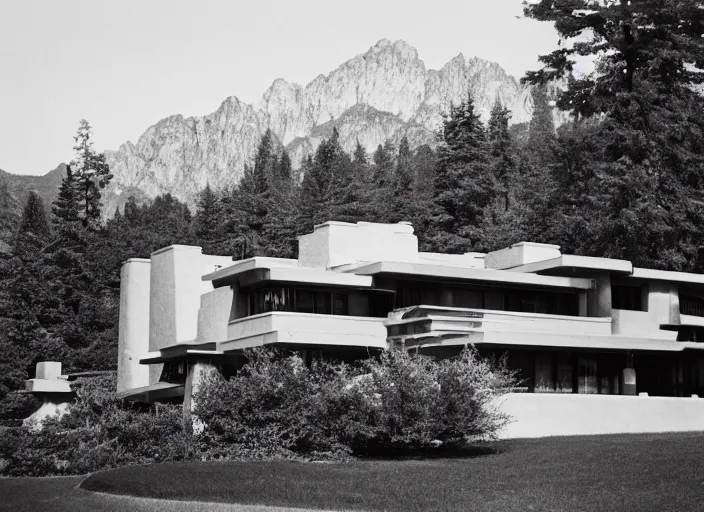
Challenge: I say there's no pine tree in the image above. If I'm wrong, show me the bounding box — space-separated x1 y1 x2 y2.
526 85 556 166
429 93 495 253
0 179 19 248
389 136 414 223
193 184 223 252
487 99 516 210
70 120 114 229
299 128 352 230
52 164 81 230
523 0 704 270
15 191 50 257
276 150 292 182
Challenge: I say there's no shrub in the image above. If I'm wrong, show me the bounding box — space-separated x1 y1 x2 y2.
195 347 516 459
0 373 195 476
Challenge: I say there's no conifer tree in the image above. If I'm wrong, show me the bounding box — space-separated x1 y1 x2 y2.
52 165 81 230
299 128 352 230
523 0 704 270
0 179 19 247
429 93 495 253
69 120 113 229
194 183 222 252
389 136 414 223
15 192 50 257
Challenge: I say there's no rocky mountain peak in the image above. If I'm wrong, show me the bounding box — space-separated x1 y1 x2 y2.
101 39 540 215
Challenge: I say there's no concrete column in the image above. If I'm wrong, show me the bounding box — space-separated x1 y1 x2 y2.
183 361 222 432
587 273 612 318
621 368 637 395
648 282 680 326
148 245 221 384
117 259 151 393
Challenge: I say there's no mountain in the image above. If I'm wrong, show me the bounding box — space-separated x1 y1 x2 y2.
102 39 539 214
0 164 66 215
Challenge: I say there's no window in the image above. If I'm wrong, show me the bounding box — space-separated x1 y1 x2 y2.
680 295 704 317
295 290 315 313
332 293 348 315
612 285 644 311
249 287 350 316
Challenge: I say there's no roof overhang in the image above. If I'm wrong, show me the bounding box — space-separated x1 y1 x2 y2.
140 342 224 364
116 382 184 402
507 255 633 276
346 261 594 290
203 257 373 289
631 267 704 286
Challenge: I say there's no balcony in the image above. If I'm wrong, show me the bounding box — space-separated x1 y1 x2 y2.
385 305 614 350
220 312 388 352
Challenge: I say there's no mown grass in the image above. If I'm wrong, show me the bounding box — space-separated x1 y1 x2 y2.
3 433 704 512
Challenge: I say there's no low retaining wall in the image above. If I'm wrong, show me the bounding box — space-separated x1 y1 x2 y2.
496 393 704 438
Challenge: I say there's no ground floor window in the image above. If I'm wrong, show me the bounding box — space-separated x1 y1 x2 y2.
480 348 704 397
480 349 625 394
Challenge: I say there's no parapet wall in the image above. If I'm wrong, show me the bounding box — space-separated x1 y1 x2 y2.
497 393 704 438
298 221 419 268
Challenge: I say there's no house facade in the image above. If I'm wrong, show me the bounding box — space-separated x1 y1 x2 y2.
117 221 704 437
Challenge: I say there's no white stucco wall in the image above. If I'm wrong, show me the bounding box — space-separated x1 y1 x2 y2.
117 259 151 393
148 246 232 384
496 393 704 438
485 242 561 270
223 312 388 350
611 309 678 340
197 286 234 343
298 221 418 269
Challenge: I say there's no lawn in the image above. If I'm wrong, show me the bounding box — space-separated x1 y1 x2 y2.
3 433 704 512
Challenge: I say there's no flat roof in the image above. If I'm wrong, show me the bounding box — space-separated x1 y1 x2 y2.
203 257 373 288
345 261 594 290
631 267 704 286
508 255 633 276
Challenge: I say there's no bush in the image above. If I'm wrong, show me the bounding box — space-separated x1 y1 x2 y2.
0 348 516 475
195 347 516 459
0 373 195 476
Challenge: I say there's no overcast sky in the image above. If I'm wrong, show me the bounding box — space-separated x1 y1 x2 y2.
0 0 558 176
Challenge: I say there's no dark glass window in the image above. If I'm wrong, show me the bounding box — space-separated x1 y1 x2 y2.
249 287 350 316
680 295 704 317
314 291 331 315
295 290 315 313
332 293 348 315
612 285 644 311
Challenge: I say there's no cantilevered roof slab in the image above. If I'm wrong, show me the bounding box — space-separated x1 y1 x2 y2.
116 382 184 402
631 267 704 286
507 255 633 276
139 342 223 364
202 257 373 289
345 261 594 290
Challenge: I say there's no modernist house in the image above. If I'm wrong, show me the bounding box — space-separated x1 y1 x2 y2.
117 221 704 437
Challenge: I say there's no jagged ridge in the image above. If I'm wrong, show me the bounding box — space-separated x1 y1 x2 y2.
103 39 537 214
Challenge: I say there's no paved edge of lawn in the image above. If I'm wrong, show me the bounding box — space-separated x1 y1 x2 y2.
79 489 354 512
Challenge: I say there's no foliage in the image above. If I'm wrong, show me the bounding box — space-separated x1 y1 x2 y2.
68 120 114 229
194 347 515 460
429 93 497 253
0 374 195 476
